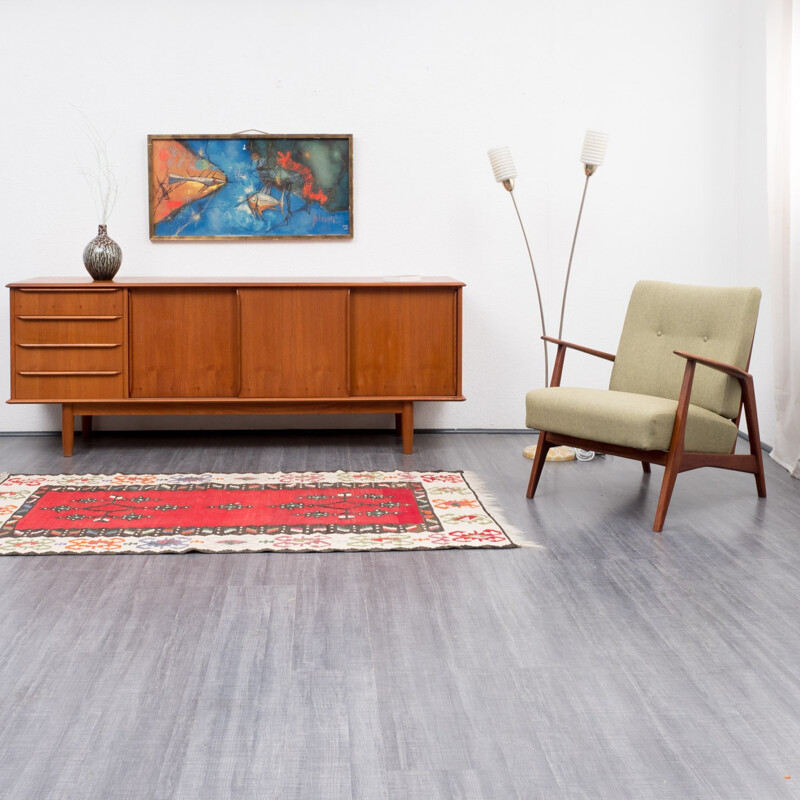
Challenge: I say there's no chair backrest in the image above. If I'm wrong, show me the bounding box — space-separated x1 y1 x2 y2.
609 280 761 419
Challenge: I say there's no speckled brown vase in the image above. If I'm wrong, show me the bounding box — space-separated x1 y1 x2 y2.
82 224 122 281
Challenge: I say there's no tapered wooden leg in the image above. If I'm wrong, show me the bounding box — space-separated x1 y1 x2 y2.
754 456 767 498
750 435 768 499
81 415 93 439
741 378 767 498
653 360 694 531
642 462 651 474
653 474 677 532
400 401 414 454
654 453 681 532
61 404 75 457
526 433 552 498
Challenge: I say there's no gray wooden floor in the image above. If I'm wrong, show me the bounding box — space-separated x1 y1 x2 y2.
1 429 799 799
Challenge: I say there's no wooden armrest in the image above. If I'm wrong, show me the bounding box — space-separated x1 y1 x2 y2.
542 336 616 363
669 348 763 478
673 350 750 381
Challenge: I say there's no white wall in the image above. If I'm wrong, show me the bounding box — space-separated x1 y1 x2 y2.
0 0 776 444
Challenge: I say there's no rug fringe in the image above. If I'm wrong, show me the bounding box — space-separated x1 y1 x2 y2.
462 471 542 549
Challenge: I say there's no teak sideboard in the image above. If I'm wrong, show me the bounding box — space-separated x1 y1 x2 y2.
7 277 464 456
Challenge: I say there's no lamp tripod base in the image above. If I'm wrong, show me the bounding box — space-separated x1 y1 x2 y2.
523 444 577 462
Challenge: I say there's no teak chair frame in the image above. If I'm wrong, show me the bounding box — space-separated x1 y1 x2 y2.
526 336 767 532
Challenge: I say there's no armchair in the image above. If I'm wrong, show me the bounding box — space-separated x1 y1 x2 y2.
525 280 766 532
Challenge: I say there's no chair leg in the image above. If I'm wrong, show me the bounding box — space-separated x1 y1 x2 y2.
653 359 695 532
526 433 552 498
743 400 767 498
653 454 681 532
748 423 767 498
735 375 767 498
754 462 767 498
642 462 651 474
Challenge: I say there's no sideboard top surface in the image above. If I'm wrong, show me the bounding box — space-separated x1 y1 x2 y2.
8 276 465 289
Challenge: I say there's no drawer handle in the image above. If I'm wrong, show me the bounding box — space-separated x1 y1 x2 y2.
17 315 122 321
16 288 120 293
17 343 122 349
18 370 122 377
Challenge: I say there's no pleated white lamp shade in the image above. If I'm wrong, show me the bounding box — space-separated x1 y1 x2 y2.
488 146 517 183
580 130 609 166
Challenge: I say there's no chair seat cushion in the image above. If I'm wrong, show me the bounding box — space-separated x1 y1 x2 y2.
525 387 739 453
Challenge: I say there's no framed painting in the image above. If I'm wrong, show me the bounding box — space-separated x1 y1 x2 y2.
148 134 353 240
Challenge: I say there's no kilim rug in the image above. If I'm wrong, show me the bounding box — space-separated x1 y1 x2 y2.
0 470 526 555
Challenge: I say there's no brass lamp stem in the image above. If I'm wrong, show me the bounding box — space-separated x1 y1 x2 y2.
509 189 549 387
558 171 592 339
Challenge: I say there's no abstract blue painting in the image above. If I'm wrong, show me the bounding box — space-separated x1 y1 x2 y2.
148 134 352 240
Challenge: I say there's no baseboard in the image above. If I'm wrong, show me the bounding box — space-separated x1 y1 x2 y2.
0 428 773 451
737 430 773 453
0 428 533 438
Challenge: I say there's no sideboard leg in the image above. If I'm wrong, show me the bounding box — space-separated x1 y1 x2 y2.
394 412 403 436
61 404 75 457
81 415 93 439
401 401 414 454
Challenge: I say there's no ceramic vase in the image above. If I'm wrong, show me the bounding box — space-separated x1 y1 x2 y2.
82 224 122 281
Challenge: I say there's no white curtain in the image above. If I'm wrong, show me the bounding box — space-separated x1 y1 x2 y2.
767 0 800 477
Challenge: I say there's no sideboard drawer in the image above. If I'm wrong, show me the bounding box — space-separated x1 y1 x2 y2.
14 317 123 346
15 344 123 373
14 372 124 401
14 289 123 316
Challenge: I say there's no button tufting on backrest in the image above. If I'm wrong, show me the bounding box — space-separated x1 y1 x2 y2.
609 280 762 419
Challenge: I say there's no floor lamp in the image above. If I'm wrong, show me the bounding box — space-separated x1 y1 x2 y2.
488 130 608 462
486 146 550 388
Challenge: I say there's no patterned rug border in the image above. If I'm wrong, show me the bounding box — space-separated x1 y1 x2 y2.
0 470 536 555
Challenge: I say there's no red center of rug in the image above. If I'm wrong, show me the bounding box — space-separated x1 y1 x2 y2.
15 486 425 532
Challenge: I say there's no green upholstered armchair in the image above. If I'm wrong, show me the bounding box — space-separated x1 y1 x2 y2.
525 280 766 532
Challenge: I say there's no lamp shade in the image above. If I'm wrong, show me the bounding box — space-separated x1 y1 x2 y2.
580 130 608 166
488 146 517 183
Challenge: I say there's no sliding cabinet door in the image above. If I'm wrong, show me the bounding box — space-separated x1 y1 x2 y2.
239 288 349 398
129 288 239 397
350 287 460 397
